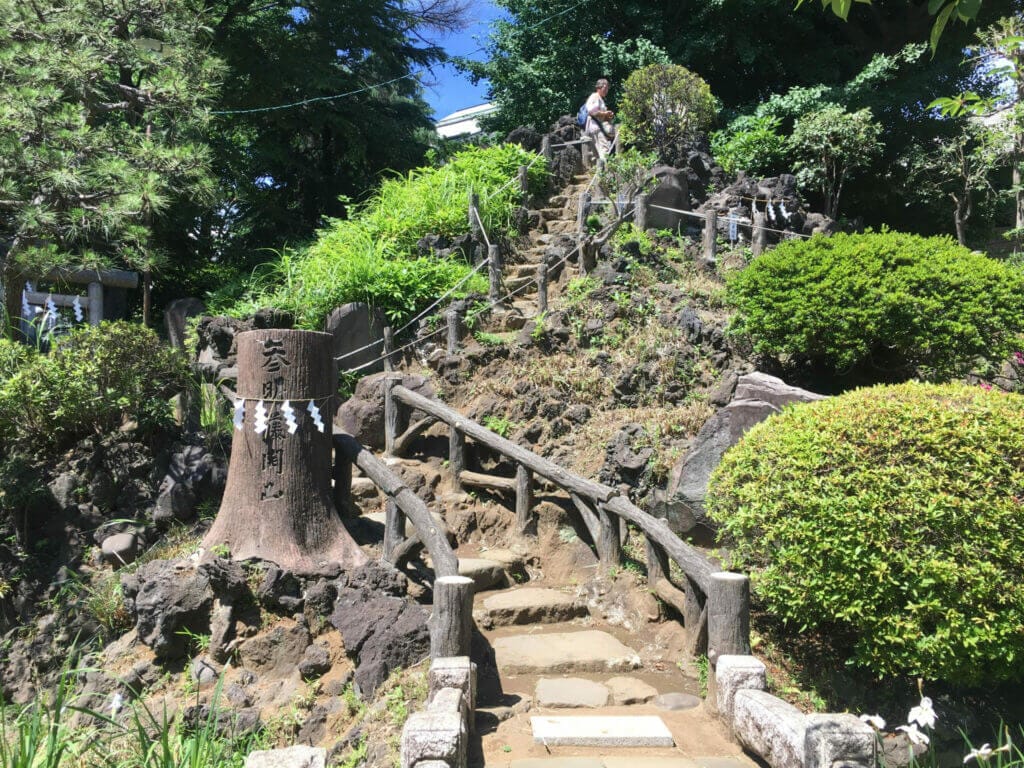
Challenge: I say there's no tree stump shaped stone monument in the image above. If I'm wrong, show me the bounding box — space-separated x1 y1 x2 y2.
204 329 366 571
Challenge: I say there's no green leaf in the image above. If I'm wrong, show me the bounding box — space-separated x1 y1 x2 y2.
930 3 955 55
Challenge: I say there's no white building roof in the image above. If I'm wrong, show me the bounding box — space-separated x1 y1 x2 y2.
435 103 496 138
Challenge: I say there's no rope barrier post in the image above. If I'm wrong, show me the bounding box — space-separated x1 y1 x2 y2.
518 164 529 197
383 325 395 372
536 263 548 314
703 209 718 268
384 372 403 457
577 191 591 237
429 575 475 658
634 193 649 233
515 464 533 535
752 210 767 257
446 309 461 355
541 136 552 165
488 244 502 303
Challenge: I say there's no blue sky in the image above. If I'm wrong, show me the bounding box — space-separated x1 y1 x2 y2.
421 0 503 120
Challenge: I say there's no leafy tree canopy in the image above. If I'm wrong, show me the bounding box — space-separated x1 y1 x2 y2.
0 0 222 331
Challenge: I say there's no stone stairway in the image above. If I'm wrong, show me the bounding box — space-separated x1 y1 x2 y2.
504 174 596 318
457 557 758 768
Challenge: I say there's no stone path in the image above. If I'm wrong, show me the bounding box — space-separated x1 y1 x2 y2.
460 553 758 768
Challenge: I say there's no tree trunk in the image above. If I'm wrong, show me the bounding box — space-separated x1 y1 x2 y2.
203 329 366 572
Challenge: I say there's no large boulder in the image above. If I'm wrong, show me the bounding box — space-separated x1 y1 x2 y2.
325 303 386 376
328 563 430 696
334 372 435 450
661 372 824 535
121 558 248 659
645 166 690 232
153 444 226 525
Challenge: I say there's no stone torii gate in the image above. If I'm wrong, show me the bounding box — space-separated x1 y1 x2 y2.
203 329 366 571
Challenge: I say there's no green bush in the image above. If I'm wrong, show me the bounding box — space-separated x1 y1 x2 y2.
726 231 1024 382
707 382 1024 686
710 115 790 177
618 63 716 164
220 144 546 329
0 338 36 382
0 322 190 452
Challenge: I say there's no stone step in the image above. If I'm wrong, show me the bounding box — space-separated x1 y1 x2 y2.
534 676 659 709
506 759 752 768
477 587 587 627
531 715 674 748
493 630 640 675
510 263 542 278
545 220 578 235
537 207 565 221
506 276 537 295
548 195 569 207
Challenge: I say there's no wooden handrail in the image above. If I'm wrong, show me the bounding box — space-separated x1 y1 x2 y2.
391 384 716 594
333 433 458 578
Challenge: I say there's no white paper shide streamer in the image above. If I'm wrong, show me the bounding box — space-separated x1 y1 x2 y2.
307 400 325 433
282 400 298 434
233 399 245 431
254 400 269 434
45 295 58 322
72 296 84 322
21 289 30 318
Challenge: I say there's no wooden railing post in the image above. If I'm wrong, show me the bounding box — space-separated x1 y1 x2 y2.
333 445 354 518
383 325 395 372
706 571 750 713
384 498 406 561
384 372 403 457
449 427 466 492
87 281 103 325
752 209 767 257
685 576 708 658
515 465 533 534
430 575 474 658
596 504 622 569
518 164 529 196
488 244 502 303
703 209 718 267
707 571 751 660
536 263 548 314
446 309 460 355
541 136 552 164
634 193 648 232
645 535 670 583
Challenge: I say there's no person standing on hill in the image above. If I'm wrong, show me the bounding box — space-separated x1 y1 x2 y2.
586 78 615 160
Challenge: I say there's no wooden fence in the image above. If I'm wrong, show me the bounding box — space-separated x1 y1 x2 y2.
364 376 751 664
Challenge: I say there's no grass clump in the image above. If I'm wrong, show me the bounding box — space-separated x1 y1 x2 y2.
707 382 1024 687
219 144 547 329
725 231 1024 384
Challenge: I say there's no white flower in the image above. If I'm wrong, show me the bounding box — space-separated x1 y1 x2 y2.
908 696 937 729
964 741 1013 763
860 714 886 730
963 744 993 763
897 724 931 747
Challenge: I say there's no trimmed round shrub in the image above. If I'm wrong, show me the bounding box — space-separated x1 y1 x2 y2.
618 63 716 164
726 231 1024 383
0 322 190 452
706 382 1024 686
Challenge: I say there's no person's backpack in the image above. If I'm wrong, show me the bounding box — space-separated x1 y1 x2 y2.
577 103 589 127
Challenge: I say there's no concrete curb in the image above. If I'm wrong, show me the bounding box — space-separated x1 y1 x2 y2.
714 655 876 768
401 656 477 768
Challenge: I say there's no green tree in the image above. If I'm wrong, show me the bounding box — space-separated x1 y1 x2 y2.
617 64 716 165
0 0 222 334
195 0 462 259
905 120 1004 244
790 106 883 218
